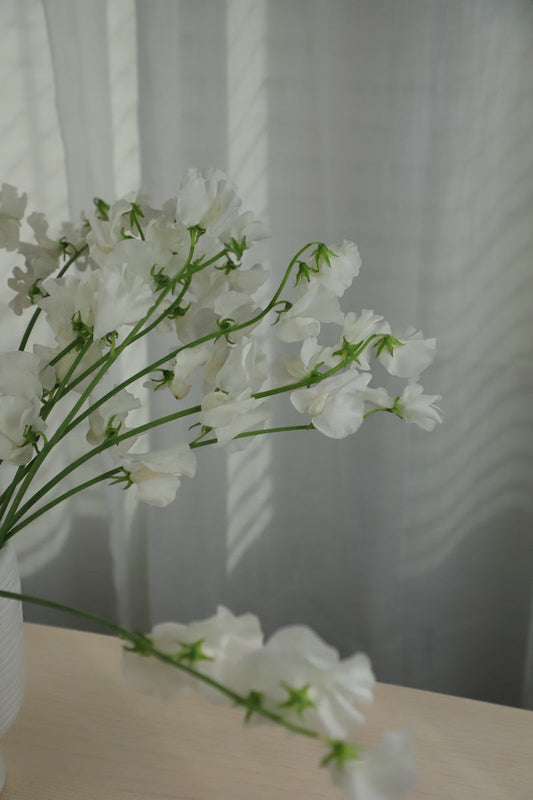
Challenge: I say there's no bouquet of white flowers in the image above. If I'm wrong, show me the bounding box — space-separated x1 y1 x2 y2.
0 169 441 799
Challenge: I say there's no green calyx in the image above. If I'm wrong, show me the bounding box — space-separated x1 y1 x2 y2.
71 311 94 347
110 469 133 491
312 242 336 270
321 740 361 770
93 197 110 221
150 369 174 391
295 260 319 286
240 690 264 721
121 633 154 657
28 280 47 304
188 224 206 245
165 300 190 320
23 425 47 453
226 235 247 260
278 682 316 717
374 334 403 358
103 414 122 443
333 338 361 364
173 638 213 666
151 264 172 291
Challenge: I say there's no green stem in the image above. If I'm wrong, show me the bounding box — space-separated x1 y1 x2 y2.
48 336 83 367
3 468 122 541
41 339 95 420
190 424 314 449
18 244 89 352
0 589 329 744
130 277 191 342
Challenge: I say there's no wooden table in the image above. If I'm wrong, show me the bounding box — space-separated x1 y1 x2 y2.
2 623 532 799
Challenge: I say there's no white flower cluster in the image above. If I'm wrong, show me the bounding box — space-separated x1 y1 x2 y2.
1 168 440 507
123 606 415 800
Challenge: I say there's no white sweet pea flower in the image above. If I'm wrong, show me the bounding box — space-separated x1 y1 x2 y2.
215 337 267 396
328 730 416 800
86 190 154 257
0 184 27 251
236 626 375 738
291 370 372 439
86 389 141 446
93 263 154 340
8 215 63 314
0 351 54 400
377 328 436 379
200 391 270 448
143 216 194 279
38 273 98 346
90 236 156 284
225 210 269 249
395 383 442 431
360 386 393 415
168 343 213 399
307 240 362 297
60 216 90 255
176 168 241 239
282 337 341 382
34 341 104 394
122 606 263 703
0 395 42 465
277 283 343 343
203 338 231 387
120 443 197 507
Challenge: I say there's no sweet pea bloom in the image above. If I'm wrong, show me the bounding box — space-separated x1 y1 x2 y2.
395 383 442 431
200 392 270 448
235 625 375 738
328 731 416 800
291 370 372 438
310 240 362 298
86 389 141 446
277 283 343 343
377 328 436 379
122 606 263 702
120 443 197 506
0 394 42 465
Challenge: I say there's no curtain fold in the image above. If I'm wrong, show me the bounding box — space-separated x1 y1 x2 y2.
2 0 531 706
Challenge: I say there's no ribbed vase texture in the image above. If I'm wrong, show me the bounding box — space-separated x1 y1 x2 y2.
0 542 25 793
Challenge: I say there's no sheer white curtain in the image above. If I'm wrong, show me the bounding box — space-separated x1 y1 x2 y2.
2 0 532 708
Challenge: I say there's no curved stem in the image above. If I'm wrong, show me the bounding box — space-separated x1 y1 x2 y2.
0 589 330 744
190 424 314 449
3 468 121 541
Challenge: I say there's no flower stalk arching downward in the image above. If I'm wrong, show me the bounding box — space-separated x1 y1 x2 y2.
0 587 415 797
0 171 439 799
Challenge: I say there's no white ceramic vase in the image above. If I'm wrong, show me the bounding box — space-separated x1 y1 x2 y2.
0 541 25 794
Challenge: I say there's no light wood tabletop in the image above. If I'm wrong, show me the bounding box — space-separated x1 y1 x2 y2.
2 623 532 799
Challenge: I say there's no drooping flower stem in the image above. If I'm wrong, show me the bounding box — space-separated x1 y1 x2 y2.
0 588 334 746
